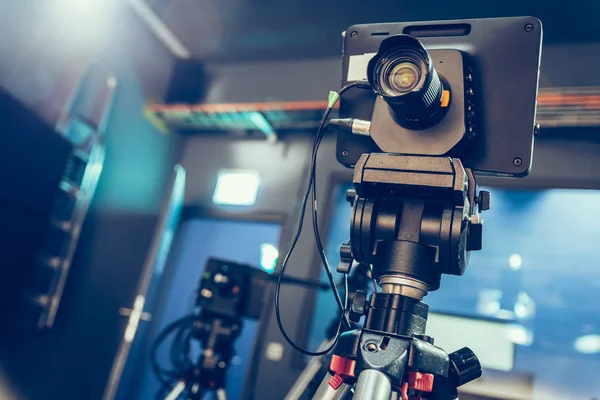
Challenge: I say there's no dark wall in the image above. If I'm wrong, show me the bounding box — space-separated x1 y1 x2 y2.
0 3 183 400
203 58 342 103
178 44 600 400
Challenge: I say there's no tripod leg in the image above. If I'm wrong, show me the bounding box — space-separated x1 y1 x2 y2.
353 370 392 400
285 339 333 400
164 380 186 400
312 372 353 400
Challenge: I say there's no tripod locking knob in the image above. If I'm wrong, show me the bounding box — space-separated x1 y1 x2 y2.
477 190 491 211
449 347 482 387
349 290 368 323
346 189 357 204
337 243 353 274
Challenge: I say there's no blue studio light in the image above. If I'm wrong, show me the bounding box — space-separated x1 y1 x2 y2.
212 169 260 206
260 244 278 274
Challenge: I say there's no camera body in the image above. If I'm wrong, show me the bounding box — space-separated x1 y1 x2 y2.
196 258 269 320
337 17 543 177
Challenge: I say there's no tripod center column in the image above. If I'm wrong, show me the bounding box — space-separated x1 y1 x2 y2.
364 292 429 336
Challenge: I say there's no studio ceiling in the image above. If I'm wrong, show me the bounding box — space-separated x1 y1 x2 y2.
149 0 600 61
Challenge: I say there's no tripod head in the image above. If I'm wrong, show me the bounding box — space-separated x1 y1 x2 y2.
338 153 489 300
312 152 490 400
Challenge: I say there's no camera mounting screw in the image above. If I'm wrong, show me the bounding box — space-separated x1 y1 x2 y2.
350 31 358 38
513 157 523 166
365 342 378 352
341 149 349 157
524 23 534 32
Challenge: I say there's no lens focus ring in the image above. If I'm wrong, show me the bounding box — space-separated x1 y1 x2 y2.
421 67 443 110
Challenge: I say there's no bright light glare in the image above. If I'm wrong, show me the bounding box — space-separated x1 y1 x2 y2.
477 289 502 316
0 367 21 400
509 254 522 270
506 324 533 346
574 334 600 354
260 244 279 273
55 0 111 15
213 170 260 206
51 0 113 46
514 291 536 320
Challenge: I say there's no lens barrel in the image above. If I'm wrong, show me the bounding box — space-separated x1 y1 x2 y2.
367 35 446 127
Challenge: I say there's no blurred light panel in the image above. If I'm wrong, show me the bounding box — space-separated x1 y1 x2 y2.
427 312 515 371
574 334 600 354
260 243 279 273
213 170 260 206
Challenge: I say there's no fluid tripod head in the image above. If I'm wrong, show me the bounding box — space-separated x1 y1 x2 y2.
338 154 489 300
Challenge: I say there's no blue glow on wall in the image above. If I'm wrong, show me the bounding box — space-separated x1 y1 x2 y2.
135 219 281 400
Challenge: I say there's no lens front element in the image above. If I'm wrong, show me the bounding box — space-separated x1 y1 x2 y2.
367 34 447 128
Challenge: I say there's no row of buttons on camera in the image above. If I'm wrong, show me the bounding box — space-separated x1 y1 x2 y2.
465 69 476 139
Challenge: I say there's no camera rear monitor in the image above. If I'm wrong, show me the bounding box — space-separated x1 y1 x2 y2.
337 17 543 177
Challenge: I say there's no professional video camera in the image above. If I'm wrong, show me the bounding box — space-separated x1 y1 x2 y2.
336 17 541 177
278 16 543 400
196 258 270 320
153 258 328 400
151 258 271 400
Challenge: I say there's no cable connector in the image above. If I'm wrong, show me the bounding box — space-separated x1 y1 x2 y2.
328 118 371 137
328 91 341 108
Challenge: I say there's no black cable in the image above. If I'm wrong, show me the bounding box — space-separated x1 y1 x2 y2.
169 324 189 370
151 315 195 384
311 82 368 317
274 81 369 356
369 264 378 293
311 120 345 317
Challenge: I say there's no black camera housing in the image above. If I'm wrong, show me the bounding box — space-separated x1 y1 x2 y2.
337 17 543 177
196 258 269 320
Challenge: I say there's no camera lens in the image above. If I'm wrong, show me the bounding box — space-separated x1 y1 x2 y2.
378 53 426 96
367 35 446 128
388 62 420 92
